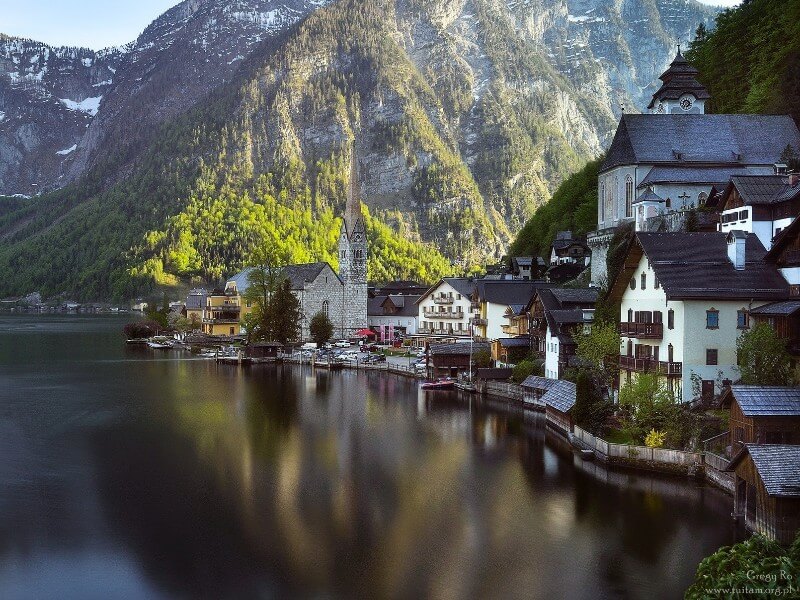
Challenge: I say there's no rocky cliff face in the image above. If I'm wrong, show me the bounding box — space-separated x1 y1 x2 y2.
0 0 718 299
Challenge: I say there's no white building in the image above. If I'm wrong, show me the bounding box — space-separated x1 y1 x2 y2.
588 50 800 285
609 231 789 403
368 294 421 341
473 280 545 341
416 278 476 338
718 172 800 250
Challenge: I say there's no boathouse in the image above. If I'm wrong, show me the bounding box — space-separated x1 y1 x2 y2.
521 376 577 433
245 342 282 360
429 342 490 378
726 444 800 544
721 386 800 452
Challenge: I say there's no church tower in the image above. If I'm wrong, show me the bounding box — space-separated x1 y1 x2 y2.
338 145 368 338
647 47 710 114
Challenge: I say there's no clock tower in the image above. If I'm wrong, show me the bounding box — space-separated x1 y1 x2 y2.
338 144 368 338
647 47 709 114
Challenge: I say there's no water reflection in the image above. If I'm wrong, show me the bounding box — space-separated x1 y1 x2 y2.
0 316 740 599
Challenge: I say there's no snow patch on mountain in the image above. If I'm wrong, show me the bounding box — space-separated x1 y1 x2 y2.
59 96 103 116
56 144 77 155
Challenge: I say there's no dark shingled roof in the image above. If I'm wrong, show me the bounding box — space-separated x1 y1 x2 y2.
729 386 800 417
185 289 207 310
475 280 548 306
639 166 750 189
549 309 590 326
496 337 532 348
521 375 559 392
633 188 664 205
637 232 789 300
727 445 800 497
601 114 800 173
726 175 800 205
368 295 388 316
429 342 490 356
228 263 338 292
749 300 800 317
550 288 599 305
522 376 576 413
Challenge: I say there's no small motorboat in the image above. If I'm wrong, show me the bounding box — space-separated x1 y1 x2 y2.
421 378 455 390
147 339 172 350
197 348 217 359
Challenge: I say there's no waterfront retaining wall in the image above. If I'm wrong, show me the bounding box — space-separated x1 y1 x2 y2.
483 381 523 402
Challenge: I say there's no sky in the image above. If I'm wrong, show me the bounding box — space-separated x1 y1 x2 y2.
0 0 742 50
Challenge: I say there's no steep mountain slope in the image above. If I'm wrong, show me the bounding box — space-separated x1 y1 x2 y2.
0 0 716 300
0 36 124 195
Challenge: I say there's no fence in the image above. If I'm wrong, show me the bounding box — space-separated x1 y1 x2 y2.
573 426 704 469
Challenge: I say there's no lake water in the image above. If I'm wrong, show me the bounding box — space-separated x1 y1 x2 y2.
0 315 740 599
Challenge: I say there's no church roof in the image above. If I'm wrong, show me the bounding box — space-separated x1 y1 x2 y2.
601 114 800 173
647 50 710 109
639 166 751 189
632 188 664 205
227 263 339 293
343 145 365 239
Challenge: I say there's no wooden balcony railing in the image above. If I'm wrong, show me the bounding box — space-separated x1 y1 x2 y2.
423 309 464 319
619 355 682 376
619 321 663 339
433 296 454 305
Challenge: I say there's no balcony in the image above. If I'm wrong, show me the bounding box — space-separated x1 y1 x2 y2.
619 355 682 376
419 327 461 336
423 309 464 319
619 321 663 339
433 296 454 305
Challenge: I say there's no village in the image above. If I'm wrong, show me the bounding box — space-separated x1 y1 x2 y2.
101 49 800 550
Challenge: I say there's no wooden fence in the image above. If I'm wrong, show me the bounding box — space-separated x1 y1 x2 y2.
573 426 704 469
483 381 524 401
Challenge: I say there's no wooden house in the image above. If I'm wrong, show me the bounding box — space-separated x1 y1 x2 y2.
245 342 282 360
429 342 490 378
726 445 800 545
521 375 577 433
722 386 800 452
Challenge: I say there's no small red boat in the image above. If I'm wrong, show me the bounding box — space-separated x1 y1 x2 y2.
421 378 455 390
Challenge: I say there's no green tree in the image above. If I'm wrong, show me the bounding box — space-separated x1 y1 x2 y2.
737 323 794 385
309 311 334 347
574 321 621 394
686 534 800 599
271 278 301 345
618 373 698 448
571 368 613 435
243 249 283 342
473 349 493 369
511 358 542 383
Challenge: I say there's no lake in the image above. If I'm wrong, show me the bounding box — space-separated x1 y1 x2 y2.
0 315 740 599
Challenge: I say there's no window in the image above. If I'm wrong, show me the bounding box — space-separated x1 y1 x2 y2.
706 349 718 365
654 275 660 289
737 309 749 329
625 176 633 218
665 197 671 209
640 273 647 289
628 308 633 322
600 182 606 221
630 277 636 290
698 192 708 206
668 309 674 329
706 309 719 329
322 300 329 317
456 294 461 300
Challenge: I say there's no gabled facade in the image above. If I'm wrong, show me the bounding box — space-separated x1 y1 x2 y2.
473 280 546 341
609 232 789 403
368 294 421 339
416 278 476 338
718 172 800 250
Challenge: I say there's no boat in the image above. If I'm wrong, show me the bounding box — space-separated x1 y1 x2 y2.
421 378 455 390
455 380 476 392
147 340 173 350
197 348 217 359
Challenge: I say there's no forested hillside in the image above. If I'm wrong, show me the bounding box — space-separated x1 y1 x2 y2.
686 0 800 123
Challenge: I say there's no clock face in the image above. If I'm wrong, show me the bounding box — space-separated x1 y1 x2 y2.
679 95 694 111
354 233 362 242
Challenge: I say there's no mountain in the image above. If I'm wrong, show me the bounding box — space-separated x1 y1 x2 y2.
0 0 717 301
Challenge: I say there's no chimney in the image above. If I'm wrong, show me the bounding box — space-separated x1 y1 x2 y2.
727 231 746 270
789 172 799 187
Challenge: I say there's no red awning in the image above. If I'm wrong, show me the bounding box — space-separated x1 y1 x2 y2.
355 329 376 337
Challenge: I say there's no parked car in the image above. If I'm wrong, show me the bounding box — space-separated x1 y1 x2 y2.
334 340 350 348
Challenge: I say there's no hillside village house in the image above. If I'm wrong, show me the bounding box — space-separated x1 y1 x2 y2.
202 288 243 336
416 278 476 338
727 445 800 545
609 231 789 403
368 294 421 340
721 386 800 452
717 172 800 250
587 49 800 285
473 280 547 341
529 288 598 380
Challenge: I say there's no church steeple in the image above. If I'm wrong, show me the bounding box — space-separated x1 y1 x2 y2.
338 141 368 337
343 145 365 239
648 47 710 114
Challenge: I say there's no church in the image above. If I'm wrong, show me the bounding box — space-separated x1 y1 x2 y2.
588 49 800 285
220 150 368 341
